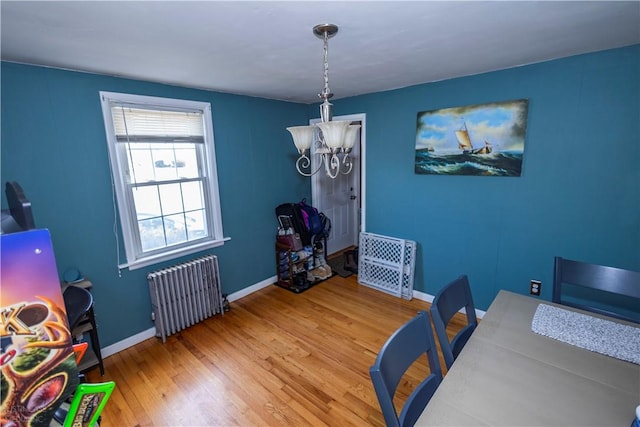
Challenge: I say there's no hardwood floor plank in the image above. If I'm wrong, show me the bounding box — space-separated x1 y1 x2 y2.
87 275 466 426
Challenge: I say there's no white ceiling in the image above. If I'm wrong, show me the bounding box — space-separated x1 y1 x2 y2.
2 1 639 104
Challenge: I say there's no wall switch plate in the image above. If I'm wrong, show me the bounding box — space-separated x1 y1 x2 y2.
530 280 541 296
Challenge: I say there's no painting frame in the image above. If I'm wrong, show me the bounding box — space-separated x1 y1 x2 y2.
415 99 529 176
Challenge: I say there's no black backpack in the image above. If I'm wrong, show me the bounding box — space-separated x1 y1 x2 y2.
276 202 311 246
318 212 331 239
276 200 331 246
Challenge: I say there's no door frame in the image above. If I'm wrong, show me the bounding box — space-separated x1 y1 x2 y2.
311 113 366 248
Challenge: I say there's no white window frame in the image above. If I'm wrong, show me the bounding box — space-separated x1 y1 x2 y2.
100 91 226 270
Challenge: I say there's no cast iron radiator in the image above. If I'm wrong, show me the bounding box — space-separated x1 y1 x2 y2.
147 255 224 342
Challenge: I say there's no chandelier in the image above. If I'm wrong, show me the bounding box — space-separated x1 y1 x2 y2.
287 24 360 179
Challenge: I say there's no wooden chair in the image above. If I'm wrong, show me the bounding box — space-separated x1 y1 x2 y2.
553 256 640 323
369 311 443 427
430 275 478 370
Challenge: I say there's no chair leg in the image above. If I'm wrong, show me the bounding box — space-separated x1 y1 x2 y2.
87 306 105 376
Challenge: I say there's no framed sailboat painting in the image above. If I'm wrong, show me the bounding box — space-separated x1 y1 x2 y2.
415 99 529 176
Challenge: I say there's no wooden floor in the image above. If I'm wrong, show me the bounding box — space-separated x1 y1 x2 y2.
86 274 466 426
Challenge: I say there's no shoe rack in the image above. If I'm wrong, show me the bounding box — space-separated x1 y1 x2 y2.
275 238 331 293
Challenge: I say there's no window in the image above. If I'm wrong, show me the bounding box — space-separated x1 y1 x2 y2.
100 92 225 270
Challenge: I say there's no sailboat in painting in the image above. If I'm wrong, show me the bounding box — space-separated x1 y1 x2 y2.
455 121 492 155
414 98 528 176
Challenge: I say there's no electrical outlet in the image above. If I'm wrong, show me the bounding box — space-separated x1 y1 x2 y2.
530 280 541 296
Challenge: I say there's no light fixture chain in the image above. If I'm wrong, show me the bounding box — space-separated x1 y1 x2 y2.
288 24 352 180
322 31 330 97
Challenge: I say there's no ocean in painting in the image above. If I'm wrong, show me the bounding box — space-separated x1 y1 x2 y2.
415 99 529 176
415 150 523 176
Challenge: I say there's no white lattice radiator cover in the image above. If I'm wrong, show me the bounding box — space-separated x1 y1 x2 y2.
357 232 416 300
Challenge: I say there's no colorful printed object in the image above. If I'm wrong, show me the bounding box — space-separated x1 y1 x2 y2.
1 229 79 426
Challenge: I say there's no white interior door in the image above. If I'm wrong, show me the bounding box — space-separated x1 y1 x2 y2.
312 113 365 256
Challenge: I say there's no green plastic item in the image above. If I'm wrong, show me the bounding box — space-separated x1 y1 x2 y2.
63 381 116 427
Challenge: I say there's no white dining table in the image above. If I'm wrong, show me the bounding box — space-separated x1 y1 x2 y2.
417 290 640 426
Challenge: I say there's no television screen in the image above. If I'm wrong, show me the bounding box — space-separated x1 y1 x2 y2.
1 182 35 234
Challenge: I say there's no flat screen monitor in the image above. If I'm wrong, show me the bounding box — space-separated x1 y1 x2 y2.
1 181 35 234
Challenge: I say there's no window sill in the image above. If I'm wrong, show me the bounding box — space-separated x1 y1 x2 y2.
119 237 231 271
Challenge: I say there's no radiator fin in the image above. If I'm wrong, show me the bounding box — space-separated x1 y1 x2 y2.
147 255 223 342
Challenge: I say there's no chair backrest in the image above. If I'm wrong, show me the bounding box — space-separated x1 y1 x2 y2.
370 311 442 427
553 257 640 323
63 285 94 330
430 275 478 370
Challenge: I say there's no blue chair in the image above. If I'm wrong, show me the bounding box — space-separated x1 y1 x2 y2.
370 311 443 427
430 275 478 370
553 256 640 323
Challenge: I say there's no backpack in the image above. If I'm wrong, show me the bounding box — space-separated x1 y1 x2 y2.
298 199 323 236
276 200 331 246
276 202 311 245
318 212 331 239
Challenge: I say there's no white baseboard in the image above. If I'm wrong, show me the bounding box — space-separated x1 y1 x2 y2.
101 327 156 358
99 277 483 359
98 275 277 358
226 275 275 302
412 289 435 304
412 289 485 319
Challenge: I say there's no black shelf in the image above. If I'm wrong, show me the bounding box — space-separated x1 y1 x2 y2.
275 238 331 293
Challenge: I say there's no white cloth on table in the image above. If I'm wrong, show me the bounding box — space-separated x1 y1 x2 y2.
532 303 640 365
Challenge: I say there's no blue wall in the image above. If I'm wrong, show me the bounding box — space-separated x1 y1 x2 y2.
2 45 638 347
1 63 311 346
332 45 639 310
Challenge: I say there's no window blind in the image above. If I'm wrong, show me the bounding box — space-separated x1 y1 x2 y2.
111 105 204 143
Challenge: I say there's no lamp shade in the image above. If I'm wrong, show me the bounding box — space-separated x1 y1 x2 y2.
343 124 361 150
316 120 350 149
287 126 315 153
